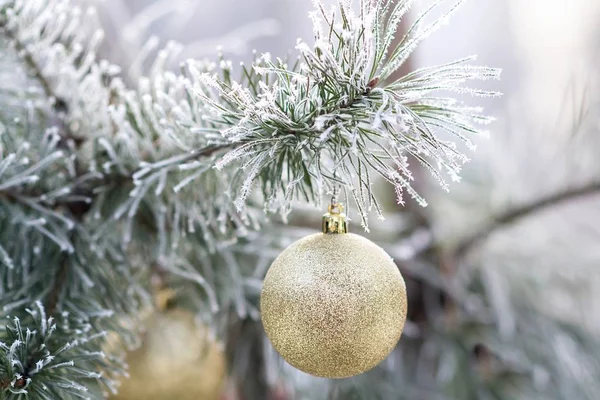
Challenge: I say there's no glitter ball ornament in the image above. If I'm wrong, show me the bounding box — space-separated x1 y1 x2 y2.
112 308 226 400
260 204 408 378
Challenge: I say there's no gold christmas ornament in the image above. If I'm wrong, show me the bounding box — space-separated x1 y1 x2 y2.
111 308 226 400
260 204 408 378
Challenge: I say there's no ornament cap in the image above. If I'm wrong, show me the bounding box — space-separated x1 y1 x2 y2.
322 203 348 234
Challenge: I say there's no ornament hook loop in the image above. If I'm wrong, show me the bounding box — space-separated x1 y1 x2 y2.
322 203 348 234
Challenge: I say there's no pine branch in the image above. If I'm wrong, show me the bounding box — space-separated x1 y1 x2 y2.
1 13 83 147
188 0 501 228
454 182 600 256
1 18 92 317
0 302 125 398
1 26 53 104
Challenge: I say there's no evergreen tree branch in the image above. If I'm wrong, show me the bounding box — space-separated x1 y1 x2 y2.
1 15 94 318
181 0 501 228
0 7 90 149
0 22 79 143
1 25 54 107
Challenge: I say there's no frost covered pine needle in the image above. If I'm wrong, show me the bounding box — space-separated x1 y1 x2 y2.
190 0 501 227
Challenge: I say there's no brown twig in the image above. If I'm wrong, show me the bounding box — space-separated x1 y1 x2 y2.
454 182 600 257
46 252 70 315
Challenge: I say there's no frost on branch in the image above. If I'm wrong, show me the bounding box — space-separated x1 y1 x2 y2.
2 0 118 145
0 302 122 399
191 0 501 228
